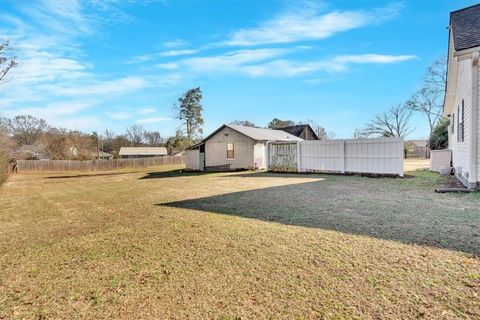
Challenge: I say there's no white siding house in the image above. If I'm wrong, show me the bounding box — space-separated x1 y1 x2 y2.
444 4 480 189
186 124 302 171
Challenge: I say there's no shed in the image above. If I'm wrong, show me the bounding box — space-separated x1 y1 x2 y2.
186 124 302 171
275 124 319 140
119 147 168 159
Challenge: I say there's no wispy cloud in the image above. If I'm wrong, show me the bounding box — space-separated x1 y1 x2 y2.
226 3 403 46
136 116 171 124
105 111 131 120
165 49 415 77
160 49 199 57
162 39 189 48
139 107 156 115
181 48 290 74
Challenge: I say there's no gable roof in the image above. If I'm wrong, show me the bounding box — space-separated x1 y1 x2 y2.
221 124 302 141
450 4 480 51
275 124 319 140
119 147 167 156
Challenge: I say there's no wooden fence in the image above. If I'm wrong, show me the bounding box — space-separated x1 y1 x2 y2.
268 138 404 176
17 156 185 172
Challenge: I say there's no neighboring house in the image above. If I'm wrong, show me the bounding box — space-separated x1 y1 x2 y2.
67 146 79 159
275 124 319 140
91 151 114 160
119 147 168 159
185 124 302 171
444 4 480 189
11 145 51 160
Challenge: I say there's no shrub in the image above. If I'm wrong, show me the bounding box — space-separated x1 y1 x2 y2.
429 117 449 150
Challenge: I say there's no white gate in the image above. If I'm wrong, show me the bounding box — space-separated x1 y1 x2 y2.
268 143 298 172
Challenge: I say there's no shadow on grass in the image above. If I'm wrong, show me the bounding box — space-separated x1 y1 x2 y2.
160 179 479 255
47 171 137 179
139 169 216 180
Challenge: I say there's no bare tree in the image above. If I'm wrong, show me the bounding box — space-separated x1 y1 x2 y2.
301 119 335 139
0 115 49 145
352 128 370 139
0 40 17 84
406 57 447 139
363 104 414 138
126 124 145 146
144 130 163 146
407 87 443 136
230 120 257 127
424 56 447 94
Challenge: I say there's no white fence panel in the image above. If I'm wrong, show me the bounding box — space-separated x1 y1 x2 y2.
300 140 345 173
344 138 404 176
268 138 404 176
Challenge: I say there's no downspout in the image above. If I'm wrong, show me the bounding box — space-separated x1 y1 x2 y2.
470 51 479 189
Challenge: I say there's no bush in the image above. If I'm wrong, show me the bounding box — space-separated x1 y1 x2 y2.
429 117 449 150
0 130 13 185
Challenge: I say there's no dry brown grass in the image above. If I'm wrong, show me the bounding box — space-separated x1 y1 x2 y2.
0 165 479 319
404 158 430 172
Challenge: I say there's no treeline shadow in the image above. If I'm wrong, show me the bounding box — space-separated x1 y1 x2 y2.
160 180 479 255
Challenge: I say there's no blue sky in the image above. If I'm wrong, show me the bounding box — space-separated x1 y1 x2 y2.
0 0 477 139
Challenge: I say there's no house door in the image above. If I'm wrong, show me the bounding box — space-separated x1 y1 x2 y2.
199 152 205 171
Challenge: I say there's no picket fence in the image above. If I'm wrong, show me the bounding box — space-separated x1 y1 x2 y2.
268 138 404 176
17 156 185 172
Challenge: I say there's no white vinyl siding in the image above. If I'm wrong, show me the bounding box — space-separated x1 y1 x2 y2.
477 65 480 181
449 58 472 182
205 126 255 169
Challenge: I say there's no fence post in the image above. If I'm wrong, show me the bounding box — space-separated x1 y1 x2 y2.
341 140 346 174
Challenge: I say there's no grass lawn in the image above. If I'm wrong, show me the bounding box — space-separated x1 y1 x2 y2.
0 165 479 319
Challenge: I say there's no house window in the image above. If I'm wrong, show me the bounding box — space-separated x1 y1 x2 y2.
226 143 234 159
458 100 465 142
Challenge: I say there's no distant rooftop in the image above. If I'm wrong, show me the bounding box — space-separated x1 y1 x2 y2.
225 124 303 141
450 4 480 51
275 124 319 140
119 147 167 156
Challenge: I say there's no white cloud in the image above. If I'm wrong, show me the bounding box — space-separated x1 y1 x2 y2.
125 54 154 64
226 4 402 46
105 111 131 120
139 107 156 115
163 39 189 48
160 49 199 57
156 62 179 69
52 77 150 96
240 54 416 77
136 117 171 124
181 48 289 73
165 49 415 78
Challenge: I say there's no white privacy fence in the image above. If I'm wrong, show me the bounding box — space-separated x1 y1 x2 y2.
268 138 404 176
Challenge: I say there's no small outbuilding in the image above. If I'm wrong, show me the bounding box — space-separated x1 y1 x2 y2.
119 147 168 159
186 124 302 171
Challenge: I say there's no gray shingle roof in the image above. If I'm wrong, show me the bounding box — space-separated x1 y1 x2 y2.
226 124 303 141
119 147 167 156
275 124 319 140
450 4 480 51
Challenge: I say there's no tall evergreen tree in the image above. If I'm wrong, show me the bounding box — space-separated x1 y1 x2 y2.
175 87 204 143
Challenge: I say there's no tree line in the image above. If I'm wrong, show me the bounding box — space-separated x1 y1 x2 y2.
0 114 195 160
355 57 448 149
